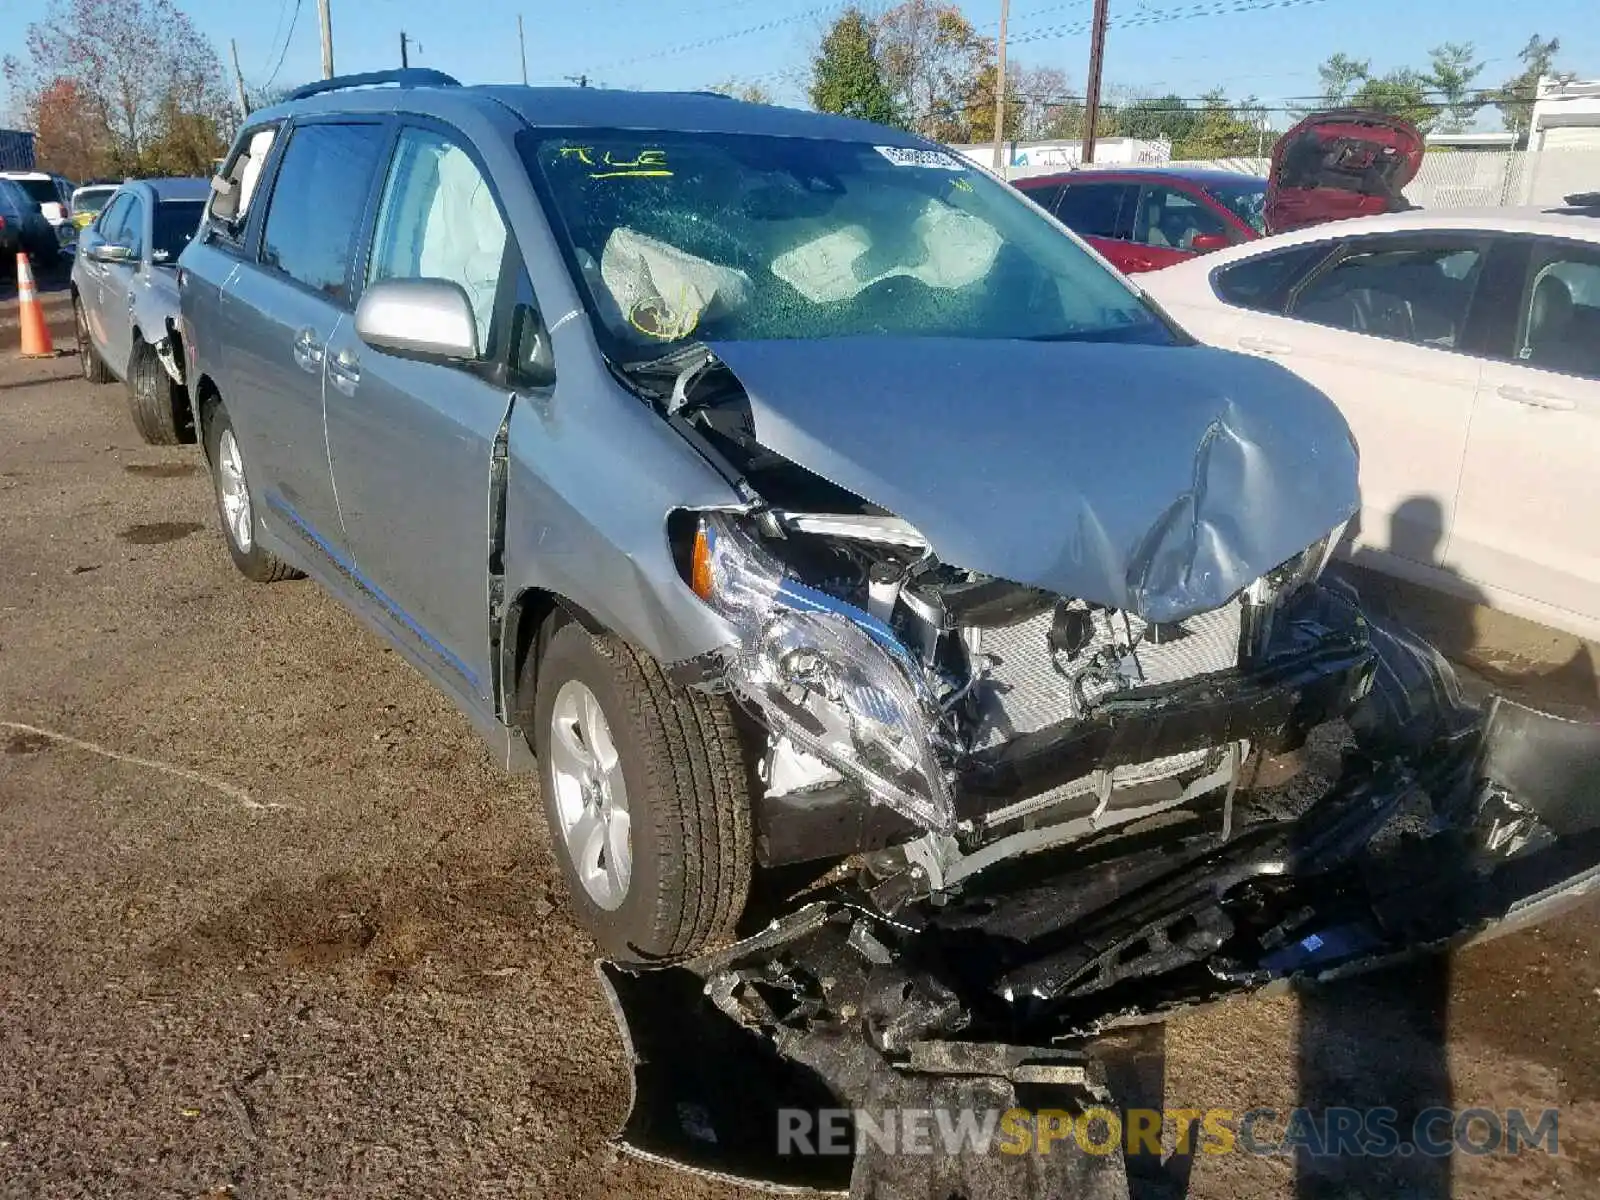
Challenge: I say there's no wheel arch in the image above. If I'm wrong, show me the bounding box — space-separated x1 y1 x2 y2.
499 586 608 733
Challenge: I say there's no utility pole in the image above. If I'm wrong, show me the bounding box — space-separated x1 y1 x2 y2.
317 0 335 79
400 31 411 68
517 14 528 85
990 0 1010 172
230 38 250 118
1081 0 1110 165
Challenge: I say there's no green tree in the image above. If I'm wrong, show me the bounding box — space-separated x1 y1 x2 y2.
1173 90 1269 159
1350 69 1437 132
1491 34 1562 139
1314 52 1371 108
1424 42 1484 133
809 7 901 127
1119 94 1200 145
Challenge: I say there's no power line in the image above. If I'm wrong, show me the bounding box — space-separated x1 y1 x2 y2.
583 3 846 73
260 0 304 93
256 0 291 78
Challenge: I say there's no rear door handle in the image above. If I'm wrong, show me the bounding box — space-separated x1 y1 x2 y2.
326 348 360 395
1238 335 1294 356
292 327 324 372
1496 383 1575 411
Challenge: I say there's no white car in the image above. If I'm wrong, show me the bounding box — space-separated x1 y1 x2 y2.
0 170 73 228
1139 197 1600 642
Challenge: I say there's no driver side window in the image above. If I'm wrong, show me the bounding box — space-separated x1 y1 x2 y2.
1288 238 1484 350
367 127 509 346
1133 186 1229 251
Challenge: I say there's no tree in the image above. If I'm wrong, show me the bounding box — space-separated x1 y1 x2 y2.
709 78 775 105
1314 53 1371 108
1119 94 1200 145
875 0 994 142
28 77 109 179
963 62 1022 143
1424 42 1484 134
1012 64 1072 141
1173 90 1269 159
1349 69 1437 132
809 7 901 127
3 0 232 176
1491 34 1563 140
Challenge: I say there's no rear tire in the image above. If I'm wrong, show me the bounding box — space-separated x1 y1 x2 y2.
529 619 752 961
75 297 112 384
203 401 302 584
127 339 186 445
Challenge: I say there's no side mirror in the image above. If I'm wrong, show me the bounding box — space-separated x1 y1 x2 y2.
88 241 135 264
355 278 480 363
1190 232 1231 253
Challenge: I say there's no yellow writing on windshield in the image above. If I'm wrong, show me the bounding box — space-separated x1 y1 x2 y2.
591 149 672 179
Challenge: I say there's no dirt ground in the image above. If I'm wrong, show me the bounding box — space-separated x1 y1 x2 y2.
2 281 1598 1199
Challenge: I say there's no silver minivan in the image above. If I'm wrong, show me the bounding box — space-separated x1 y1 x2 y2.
178 77 1598 1089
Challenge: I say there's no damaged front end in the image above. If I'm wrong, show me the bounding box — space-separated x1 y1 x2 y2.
605 342 1600 1197
604 681 1600 1197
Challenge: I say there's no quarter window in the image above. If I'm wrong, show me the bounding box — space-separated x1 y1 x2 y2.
1289 239 1485 349
367 128 509 341
260 122 388 305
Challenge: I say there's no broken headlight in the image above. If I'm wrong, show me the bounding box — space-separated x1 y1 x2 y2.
688 514 953 832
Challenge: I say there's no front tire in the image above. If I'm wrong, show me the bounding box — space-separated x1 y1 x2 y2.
530 619 752 961
203 401 302 583
75 297 112 384
127 339 187 445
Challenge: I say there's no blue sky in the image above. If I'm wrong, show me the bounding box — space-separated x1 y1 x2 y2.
3 0 1595 130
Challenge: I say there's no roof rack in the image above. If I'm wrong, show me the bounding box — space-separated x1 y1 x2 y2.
284 69 461 103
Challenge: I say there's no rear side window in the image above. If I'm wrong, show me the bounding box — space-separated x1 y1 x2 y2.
260 122 388 305
1057 183 1135 240
1212 244 1329 312
1511 242 1600 379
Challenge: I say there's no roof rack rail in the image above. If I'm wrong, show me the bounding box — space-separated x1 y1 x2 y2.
285 69 461 103
1563 191 1600 209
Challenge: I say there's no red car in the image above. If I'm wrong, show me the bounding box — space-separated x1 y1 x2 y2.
1016 111 1423 274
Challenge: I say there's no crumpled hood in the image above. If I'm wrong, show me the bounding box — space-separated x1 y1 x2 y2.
708 337 1360 624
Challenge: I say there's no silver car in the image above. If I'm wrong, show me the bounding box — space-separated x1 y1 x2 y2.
72 177 208 444
177 72 1598 1046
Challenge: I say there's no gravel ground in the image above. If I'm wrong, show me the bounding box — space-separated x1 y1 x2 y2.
2 309 1598 1199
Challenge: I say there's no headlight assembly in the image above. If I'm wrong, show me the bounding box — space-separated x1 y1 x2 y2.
687 513 953 832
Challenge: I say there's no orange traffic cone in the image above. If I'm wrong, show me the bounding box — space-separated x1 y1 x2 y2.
16 252 55 358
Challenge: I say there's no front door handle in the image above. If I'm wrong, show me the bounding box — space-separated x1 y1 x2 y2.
1238 335 1294 356
327 347 360 395
292 327 324 373
1497 383 1575 412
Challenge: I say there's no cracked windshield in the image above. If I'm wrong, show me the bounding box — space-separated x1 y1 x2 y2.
529 130 1173 351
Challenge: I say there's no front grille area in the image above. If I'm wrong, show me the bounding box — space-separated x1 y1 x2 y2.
965 598 1245 750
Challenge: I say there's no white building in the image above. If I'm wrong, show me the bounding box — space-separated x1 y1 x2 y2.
948 137 1171 178
1529 76 1600 151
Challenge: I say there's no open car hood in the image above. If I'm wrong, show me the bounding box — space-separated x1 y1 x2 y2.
1266 109 1425 235
707 336 1359 624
